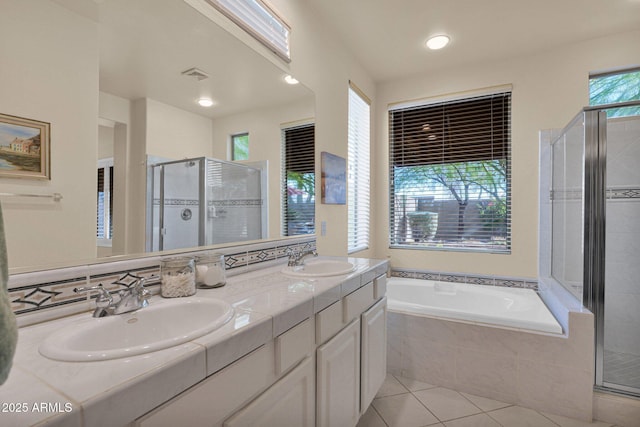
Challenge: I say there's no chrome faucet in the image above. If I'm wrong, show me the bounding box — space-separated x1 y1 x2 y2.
75 278 150 318
286 248 318 267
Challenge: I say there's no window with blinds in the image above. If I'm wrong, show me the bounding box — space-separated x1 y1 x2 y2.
282 123 315 236
389 91 511 252
205 0 291 62
348 84 371 253
97 159 114 242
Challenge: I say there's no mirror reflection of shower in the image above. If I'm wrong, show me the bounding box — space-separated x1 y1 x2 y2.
148 157 265 251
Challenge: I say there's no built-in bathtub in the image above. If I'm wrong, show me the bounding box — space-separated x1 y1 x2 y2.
387 278 562 334
386 276 594 421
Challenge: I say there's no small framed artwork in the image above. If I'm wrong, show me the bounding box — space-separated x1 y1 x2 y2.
0 113 50 180
321 151 346 204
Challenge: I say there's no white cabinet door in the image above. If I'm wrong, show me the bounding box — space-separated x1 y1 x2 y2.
316 318 361 427
224 356 315 427
360 297 387 413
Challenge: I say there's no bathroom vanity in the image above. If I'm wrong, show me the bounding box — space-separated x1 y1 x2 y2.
1 257 388 427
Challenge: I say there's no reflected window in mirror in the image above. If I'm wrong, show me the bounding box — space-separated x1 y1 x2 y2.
282 123 315 236
97 159 114 246
205 0 291 62
232 133 249 161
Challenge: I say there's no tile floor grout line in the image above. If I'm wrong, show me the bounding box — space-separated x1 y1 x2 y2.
408 384 488 425
484 408 508 427
407 389 445 425
370 402 391 427
537 410 568 427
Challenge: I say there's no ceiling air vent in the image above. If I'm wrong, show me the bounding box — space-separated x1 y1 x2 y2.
181 67 209 81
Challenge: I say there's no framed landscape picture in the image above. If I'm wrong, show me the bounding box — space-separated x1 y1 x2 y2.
321 151 346 204
0 113 50 180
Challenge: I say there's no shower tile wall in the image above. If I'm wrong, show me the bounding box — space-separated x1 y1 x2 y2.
604 116 640 366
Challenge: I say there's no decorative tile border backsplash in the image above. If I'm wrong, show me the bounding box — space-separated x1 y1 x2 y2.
152 198 264 207
551 186 640 201
8 237 316 319
390 268 538 290
607 187 640 199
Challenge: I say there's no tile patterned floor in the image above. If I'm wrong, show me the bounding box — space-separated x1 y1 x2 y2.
357 374 618 427
604 350 640 390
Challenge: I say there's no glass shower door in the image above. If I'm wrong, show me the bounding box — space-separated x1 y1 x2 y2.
157 159 203 251
601 114 640 395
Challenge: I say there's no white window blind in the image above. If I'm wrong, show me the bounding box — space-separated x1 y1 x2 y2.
389 91 511 253
97 158 114 243
281 123 315 236
205 0 290 61
348 84 371 253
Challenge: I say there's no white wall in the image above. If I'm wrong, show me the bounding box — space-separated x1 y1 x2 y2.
145 99 214 159
0 0 99 270
374 30 640 278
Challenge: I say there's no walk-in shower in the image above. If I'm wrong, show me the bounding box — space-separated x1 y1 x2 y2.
148 157 265 251
543 100 640 397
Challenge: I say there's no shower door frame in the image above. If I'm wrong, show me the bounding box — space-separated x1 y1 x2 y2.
583 101 640 397
582 108 607 391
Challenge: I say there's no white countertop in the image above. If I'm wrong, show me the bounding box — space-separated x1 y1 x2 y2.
0 257 388 427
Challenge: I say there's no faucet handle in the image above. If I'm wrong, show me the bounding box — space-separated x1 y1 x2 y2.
285 247 299 266
134 278 150 300
74 284 113 307
132 277 148 294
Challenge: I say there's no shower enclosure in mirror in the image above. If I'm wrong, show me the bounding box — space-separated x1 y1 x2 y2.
543 100 640 398
149 158 265 251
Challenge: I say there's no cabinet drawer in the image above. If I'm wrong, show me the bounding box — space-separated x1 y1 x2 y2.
136 342 276 427
316 300 345 345
224 356 315 427
275 318 313 375
343 281 374 323
373 274 387 300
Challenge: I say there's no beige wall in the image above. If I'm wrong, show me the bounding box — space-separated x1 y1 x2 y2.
374 30 640 278
0 0 99 269
145 99 214 159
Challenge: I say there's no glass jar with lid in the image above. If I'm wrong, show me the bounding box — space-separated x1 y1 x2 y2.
195 252 226 288
160 256 196 297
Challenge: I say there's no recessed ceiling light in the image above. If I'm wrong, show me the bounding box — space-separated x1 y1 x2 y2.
197 98 214 107
284 75 299 85
426 35 450 50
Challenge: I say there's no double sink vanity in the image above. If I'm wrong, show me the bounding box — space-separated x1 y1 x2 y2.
1 256 388 427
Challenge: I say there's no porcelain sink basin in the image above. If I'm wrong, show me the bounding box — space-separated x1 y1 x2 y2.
281 259 356 278
39 297 234 362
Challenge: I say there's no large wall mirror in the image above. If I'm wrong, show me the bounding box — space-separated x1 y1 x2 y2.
0 0 315 272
